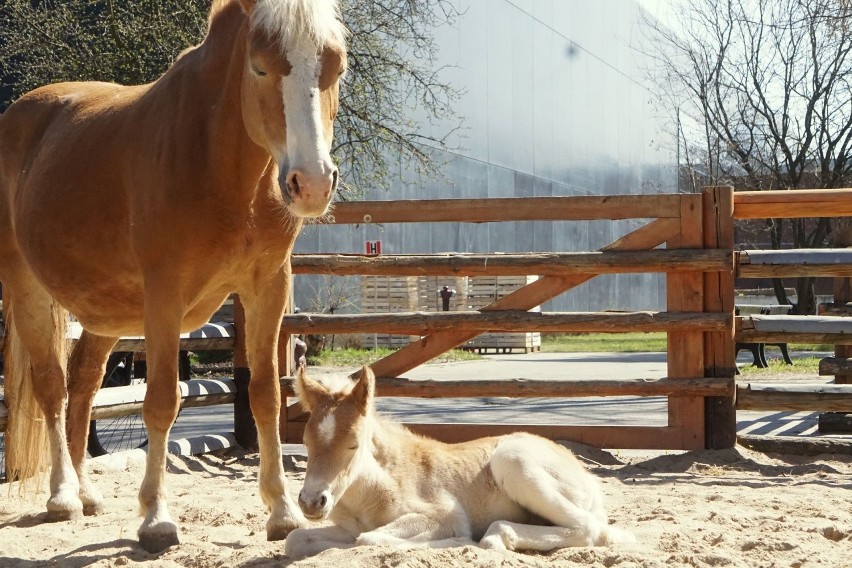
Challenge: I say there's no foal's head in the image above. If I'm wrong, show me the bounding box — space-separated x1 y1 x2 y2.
295 366 375 520
237 0 347 217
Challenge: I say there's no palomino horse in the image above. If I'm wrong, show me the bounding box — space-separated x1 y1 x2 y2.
0 0 346 552
286 367 635 558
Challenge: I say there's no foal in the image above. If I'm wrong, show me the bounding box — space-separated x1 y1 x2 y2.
286 367 634 557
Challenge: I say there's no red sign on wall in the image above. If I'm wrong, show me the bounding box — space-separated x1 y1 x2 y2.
365 240 382 255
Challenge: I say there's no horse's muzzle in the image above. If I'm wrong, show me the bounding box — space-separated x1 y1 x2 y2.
283 167 337 218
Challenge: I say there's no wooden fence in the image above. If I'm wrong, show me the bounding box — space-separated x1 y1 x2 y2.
2 187 851 455
731 190 852 428
281 187 738 450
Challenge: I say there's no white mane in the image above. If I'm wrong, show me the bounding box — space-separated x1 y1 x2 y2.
252 0 347 48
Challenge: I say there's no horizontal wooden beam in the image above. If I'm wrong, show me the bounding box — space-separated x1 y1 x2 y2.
292 249 733 277
284 421 691 449
324 195 683 224
736 383 852 412
733 189 852 219
53 378 236 427
819 357 852 376
279 376 734 398
736 315 852 344
0 324 236 352
737 249 852 278
282 310 731 335
738 434 852 456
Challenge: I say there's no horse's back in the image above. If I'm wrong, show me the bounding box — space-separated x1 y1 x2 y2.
0 81 150 331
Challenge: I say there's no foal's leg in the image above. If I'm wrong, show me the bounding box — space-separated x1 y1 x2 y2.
356 507 474 548
480 521 600 551
6 280 81 520
136 286 183 552
483 434 617 551
285 525 357 559
66 331 119 515
240 268 306 540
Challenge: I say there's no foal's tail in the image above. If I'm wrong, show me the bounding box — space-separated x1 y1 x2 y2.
3 293 68 484
596 524 637 546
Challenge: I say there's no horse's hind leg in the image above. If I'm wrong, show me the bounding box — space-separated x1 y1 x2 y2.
482 434 612 551
66 331 119 515
6 279 81 520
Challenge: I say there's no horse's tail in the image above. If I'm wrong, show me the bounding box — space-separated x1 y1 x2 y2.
3 292 68 484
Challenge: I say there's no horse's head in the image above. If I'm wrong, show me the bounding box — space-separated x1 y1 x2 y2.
295 366 374 520
238 0 347 218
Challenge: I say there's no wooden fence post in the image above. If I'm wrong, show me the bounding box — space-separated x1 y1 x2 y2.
702 186 737 448
232 294 257 449
667 194 706 449
820 218 852 433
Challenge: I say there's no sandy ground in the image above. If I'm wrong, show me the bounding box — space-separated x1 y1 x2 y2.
1 442 850 568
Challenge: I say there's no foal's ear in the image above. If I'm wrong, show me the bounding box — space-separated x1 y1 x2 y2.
351 366 375 415
294 367 325 413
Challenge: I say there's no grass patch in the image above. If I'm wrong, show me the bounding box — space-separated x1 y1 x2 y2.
309 346 481 368
541 333 668 353
737 356 822 375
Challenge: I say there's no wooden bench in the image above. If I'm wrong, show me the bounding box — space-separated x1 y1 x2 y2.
735 304 793 368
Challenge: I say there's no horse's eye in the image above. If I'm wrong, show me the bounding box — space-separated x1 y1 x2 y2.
251 66 268 77
347 444 359 451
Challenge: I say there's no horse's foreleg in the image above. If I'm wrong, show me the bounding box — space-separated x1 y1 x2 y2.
136 292 183 552
285 524 357 559
66 331 119 515
240 268 306 541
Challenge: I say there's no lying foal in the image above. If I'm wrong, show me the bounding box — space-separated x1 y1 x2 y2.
286 366 634 558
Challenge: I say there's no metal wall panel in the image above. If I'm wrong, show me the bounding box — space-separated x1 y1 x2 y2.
294 0 677 314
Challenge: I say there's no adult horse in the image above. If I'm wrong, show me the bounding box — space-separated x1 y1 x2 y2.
0 0 346 552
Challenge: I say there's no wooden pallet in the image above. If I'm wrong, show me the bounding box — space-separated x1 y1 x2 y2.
360 276 419 348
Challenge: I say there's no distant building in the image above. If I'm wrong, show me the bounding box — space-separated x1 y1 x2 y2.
294 1 677 313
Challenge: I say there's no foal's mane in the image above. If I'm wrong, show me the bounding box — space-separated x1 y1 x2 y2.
209 0 346 48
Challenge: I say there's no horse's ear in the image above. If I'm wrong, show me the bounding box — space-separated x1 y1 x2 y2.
351 366 375 415
294 367 324 413
237 0 257 14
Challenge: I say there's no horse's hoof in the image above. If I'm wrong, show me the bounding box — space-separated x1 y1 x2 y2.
45 507 83 522
138 530 180 553
267 519 302 541
83 502 103 516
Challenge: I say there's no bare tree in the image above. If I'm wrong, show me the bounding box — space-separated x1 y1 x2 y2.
0 0 462 197
642 0 852 313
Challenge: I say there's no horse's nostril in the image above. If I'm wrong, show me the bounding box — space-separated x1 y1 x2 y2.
331 169 339 192
319 494 327 508
288 172 301 198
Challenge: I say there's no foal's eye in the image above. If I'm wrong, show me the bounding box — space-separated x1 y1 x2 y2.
347 444 359 451
251 66 268 77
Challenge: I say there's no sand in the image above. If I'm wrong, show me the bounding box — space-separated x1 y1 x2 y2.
1 441 850 568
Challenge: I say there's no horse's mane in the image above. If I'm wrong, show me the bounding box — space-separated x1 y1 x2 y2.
210 0 346 48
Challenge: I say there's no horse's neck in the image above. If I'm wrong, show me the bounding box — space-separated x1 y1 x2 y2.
147 3 270 192
351 414 422 486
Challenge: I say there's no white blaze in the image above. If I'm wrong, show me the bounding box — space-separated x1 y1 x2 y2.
317 413 336 445
278 41 332 176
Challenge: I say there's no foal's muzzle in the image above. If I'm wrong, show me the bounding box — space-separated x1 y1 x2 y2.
298 488 333 520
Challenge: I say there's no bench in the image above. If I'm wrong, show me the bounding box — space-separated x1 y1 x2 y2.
735 304 793 368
